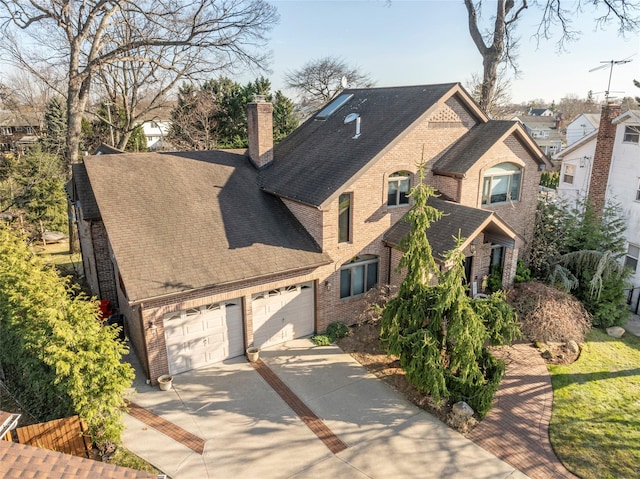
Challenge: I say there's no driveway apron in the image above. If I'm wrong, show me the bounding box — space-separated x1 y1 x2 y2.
122 339 528 479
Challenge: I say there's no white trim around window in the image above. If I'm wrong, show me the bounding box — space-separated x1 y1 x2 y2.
339 255 379 299
563 164 575 185
482 162 522 206
625 244 640 273
387 171 411 207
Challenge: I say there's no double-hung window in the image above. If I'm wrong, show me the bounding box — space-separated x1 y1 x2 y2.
625 244 639 273
388 171 411 206
482 163 522 205
563 164 575 185
340 255 379 299
623 126 639 144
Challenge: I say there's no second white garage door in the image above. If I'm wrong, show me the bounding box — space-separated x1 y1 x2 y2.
252 282 314 349
163 300 244 375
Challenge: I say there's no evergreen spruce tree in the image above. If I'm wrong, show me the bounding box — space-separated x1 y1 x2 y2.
41 97 67 155
380 162 519 416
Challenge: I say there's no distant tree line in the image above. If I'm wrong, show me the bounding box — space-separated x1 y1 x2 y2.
169 77 298 150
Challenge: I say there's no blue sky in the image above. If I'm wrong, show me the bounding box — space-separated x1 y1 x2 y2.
261 0 640 104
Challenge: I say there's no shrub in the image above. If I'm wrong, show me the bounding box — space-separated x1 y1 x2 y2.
514 259 532 283
446 349 505 418
326 321 349 340
508 282 591 343
310 335 332 346
0 225 134 448
311 322 350 346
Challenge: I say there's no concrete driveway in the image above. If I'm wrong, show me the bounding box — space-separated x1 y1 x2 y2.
122 339 528 479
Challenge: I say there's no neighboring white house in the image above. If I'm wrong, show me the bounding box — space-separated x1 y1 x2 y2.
565 113 600 146
555 107 640 293
554 130 598 204
141 120 171 151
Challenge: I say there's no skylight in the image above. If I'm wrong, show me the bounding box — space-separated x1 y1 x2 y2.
315 93 353 121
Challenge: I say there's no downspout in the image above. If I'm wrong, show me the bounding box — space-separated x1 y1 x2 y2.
387 246 393 285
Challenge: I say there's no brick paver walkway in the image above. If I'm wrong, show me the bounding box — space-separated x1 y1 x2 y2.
467 343 577 479
251 358 348 454
126 401 206 454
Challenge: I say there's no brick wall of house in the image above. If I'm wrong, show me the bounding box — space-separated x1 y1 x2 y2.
589 103 621 215
281 198 324 247
458 135 541 249
75 212 100 296
138 267 320 381
307 96 480 332
94 223 119 308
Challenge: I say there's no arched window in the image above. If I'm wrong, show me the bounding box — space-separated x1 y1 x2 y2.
482 163 522 205
388 171 411 206
340 255 379 299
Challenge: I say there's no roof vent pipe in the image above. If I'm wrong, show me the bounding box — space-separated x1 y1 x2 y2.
353 116 361 139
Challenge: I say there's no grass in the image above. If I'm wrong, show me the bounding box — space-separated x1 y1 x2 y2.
111 448 162 475
549 329 640 479
34 242 82 277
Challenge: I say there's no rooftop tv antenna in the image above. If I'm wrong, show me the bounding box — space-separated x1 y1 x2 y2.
589 57 633 101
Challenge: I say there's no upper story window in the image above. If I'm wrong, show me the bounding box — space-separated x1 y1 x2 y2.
0 127 12 136
482 163 522 205
636 178 640 202
625 244 639 273
338 193 351 243
623 126 639 144
388 171 411 206
563 164 575 185
340 255 379 299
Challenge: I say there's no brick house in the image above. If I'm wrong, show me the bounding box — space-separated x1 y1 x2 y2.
71 83 550 382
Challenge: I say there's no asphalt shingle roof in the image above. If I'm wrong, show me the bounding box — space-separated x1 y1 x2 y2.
383 197 494 260
432 121 519 177
0 441 156 478
260 83 471 207
79 151 331 302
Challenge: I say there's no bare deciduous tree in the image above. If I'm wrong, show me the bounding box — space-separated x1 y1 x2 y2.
0 0 279 168
0 71 57 131
0 0 278 251
465 72 512 119
285 56 374 106
464 0 639 112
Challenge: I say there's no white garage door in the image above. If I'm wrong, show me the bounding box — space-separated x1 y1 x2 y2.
252 282 314 349
163 300 244 375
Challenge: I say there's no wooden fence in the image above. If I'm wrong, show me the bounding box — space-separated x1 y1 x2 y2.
3 415 91 457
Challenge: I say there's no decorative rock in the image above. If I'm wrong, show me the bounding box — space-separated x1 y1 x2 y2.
452 401 474 418
566 340 580 353
541 350 552 360
606 326 625 338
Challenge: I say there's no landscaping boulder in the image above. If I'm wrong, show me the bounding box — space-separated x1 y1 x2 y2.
606 326 625 338
566 340 580 354
452 401 474 418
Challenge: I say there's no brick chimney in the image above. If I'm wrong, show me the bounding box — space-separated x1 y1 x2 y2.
588 103 621 215
247 96 273 168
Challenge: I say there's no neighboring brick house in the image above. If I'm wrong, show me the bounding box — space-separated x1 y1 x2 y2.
0 110 41 152
71 83 550 383
556 105 640 295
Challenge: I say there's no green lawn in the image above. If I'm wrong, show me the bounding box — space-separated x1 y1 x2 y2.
549 329 640 479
